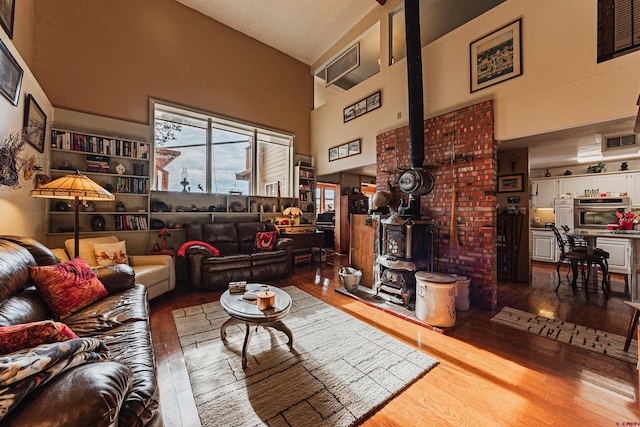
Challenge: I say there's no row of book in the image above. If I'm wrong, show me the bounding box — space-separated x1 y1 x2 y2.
116 177 150 194
51 130 150 159
86 155 111 173
114 215 148 231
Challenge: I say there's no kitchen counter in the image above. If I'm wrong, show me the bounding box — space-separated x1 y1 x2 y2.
571 229 640 238
568 228 640 300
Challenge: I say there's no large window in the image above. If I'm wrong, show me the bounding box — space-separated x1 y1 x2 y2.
153 102 293 196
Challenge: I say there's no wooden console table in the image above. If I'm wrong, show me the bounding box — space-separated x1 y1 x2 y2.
280 231 325 252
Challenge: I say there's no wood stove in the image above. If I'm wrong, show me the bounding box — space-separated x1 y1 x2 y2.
375 215 436 305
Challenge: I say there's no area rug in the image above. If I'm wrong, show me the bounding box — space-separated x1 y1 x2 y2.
491 306 637 364
172 286 439 427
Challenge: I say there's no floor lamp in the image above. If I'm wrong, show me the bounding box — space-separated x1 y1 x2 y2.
30 171 115 257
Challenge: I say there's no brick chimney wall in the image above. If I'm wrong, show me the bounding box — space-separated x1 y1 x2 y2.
376 100 497 310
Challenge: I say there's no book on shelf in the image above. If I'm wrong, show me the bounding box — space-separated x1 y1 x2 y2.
51 130 150 159
114 214 148 231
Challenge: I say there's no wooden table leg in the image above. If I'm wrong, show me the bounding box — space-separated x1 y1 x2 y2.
624 303 640 352
265 320 294 350
241 322 256 369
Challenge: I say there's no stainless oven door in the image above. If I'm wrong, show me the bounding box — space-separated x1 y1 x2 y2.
575 206 625 228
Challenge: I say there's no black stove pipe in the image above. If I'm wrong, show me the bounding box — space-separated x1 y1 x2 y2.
404 0 424 170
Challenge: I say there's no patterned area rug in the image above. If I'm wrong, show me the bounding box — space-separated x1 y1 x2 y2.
491 306 637 364
172 286 439 427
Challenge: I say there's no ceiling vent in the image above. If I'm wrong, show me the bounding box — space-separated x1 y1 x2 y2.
604 133 637 150
325 43 360 87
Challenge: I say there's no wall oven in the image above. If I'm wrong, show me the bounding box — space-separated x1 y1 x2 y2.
574 197 630 228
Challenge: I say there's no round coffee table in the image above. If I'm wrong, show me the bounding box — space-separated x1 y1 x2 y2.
220 283 293 368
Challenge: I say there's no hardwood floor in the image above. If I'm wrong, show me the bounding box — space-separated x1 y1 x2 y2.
150 256 640 426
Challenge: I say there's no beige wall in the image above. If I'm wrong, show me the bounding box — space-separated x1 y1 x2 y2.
29 0 313 155
0 2 53 241
311 0 640 176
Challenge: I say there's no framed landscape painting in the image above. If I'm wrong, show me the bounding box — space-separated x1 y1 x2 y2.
0 37 22 105
497 174 524 193
23 94 47 153
0 0 14 38
470 19 522 93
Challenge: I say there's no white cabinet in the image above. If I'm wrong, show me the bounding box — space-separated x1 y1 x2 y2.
532 229 557 263
554 199 574 229
630 173 640 206
558 176 591 197
596 237 630 275
593 172 630 197
531 179 558 208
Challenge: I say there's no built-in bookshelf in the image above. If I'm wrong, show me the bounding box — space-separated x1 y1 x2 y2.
294 164 316 218
47 129 151 235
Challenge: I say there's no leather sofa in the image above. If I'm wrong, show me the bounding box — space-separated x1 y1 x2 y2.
0 236 161 426
185 222 293 291
52 236 175 300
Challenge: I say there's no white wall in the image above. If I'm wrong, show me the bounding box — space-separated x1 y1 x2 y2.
0 30 53 241
311 0 640 176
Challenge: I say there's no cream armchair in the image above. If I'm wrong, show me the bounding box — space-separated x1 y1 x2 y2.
53 236 175 300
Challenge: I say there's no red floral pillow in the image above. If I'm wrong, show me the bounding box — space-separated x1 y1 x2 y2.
30 257 108 319
254 231 278 252
0 320 78 354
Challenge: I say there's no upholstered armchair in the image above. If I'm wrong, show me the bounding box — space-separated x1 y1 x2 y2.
51 236 175 300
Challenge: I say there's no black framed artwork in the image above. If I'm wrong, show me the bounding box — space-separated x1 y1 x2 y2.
343 90 381 123
470 19 522 93
497 174 524 193
0 0 14 38
23 94 46 153
0 37 22 105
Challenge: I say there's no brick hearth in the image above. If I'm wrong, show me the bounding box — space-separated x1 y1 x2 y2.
376 100 497 310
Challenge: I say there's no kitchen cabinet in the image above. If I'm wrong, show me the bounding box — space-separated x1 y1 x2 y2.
595 237 630 275
554 199 574 229
630 173 640 206
593 172 630 197
558 176 591 197
531 179 557 208
532 229 557 263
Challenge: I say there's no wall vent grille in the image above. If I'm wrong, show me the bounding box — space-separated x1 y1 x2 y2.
604 133 637 149
325 43 360 87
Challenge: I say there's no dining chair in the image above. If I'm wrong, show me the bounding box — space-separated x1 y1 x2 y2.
557 226 610 299
551 225 581 292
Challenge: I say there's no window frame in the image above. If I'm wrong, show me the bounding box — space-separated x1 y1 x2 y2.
151 99 294 196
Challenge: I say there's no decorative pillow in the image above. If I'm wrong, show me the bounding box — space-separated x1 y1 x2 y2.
254 231 278 252
29 257 108 319
0 320 78 354
177 240 220 257
93 240 129 266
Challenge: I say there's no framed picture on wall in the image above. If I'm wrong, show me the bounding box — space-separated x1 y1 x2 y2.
497 174 524 193
0 0 15 39
470 18 522 93
23 94 47 153
0 38 22 105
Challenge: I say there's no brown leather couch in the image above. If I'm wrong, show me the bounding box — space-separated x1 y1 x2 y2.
185 222 293 291
0 236 161 426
